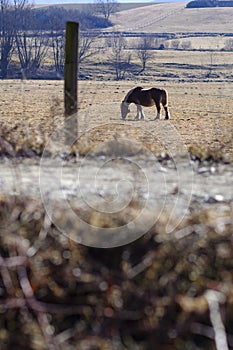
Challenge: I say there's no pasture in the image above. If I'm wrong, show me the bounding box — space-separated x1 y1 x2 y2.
1 79 232 159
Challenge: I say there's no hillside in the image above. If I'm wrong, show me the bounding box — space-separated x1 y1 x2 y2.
110 2 233 33
34 2 153 11
34 2 233 34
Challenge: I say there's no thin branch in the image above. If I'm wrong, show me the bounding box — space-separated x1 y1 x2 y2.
205 290 229 350
0 255 27 267
0 256 14 293
16 246 61 350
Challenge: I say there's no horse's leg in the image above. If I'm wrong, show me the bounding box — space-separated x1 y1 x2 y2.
162 89 170 119
154 101 161 120
138 105 145 119
164 106 170 120
135 105 140 120
141 107 145 119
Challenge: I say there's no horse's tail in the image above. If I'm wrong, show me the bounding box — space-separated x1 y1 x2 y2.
162 89 169 107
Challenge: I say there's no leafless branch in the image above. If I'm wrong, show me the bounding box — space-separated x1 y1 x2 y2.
205 290 229 350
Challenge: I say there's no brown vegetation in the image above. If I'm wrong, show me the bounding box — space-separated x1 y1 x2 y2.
0 80 232 161
0 190 232 350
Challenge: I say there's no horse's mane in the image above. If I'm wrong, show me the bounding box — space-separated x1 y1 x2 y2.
123 86 144 103
133 86 143 92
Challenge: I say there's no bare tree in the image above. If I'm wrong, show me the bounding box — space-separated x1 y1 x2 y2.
136 36 154 73
206 51 215 78
79 33 100 63
48 8 66 75
51 31 65 75
0 0 34 78
181 40 192 50
171 40 180 50
224 38 233 51
50 31 100 76
50 31 100 77
94 0 119 20
15 30 50 75
108 33 131 80
15 3 51 75
0 0 15 78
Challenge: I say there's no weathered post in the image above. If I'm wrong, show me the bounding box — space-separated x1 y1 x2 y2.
64 21 79 145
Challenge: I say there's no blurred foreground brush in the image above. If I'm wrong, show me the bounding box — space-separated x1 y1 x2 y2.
0 136 15 157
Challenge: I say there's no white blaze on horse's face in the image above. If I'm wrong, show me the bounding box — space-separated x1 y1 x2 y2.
121 101 130 120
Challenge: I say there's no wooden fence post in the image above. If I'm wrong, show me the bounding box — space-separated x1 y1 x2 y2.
64 21 79 145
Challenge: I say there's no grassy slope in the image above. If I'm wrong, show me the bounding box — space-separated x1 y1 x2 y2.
34 2 154 10
35 2 233 33
110 2 233 33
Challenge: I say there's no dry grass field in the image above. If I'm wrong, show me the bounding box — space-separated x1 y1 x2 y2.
1 79 232 160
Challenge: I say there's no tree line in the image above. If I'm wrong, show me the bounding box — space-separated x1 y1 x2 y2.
186 0 233 7
0 0 164 80
2 0 232 80
0 0 117 78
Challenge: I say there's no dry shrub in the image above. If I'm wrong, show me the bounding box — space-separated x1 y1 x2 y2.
0 126 47 158
189 142 232 163
0 193 232 350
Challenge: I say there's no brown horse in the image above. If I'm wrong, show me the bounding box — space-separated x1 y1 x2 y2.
121 86 170 120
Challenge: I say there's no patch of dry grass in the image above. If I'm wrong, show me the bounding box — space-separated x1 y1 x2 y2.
0 80 232 161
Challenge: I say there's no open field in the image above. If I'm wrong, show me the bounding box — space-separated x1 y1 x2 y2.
1 79 232 158
111 2 233 33
78 48 233 83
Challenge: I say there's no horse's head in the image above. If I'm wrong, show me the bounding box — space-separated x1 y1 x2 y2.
121 101 130 120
